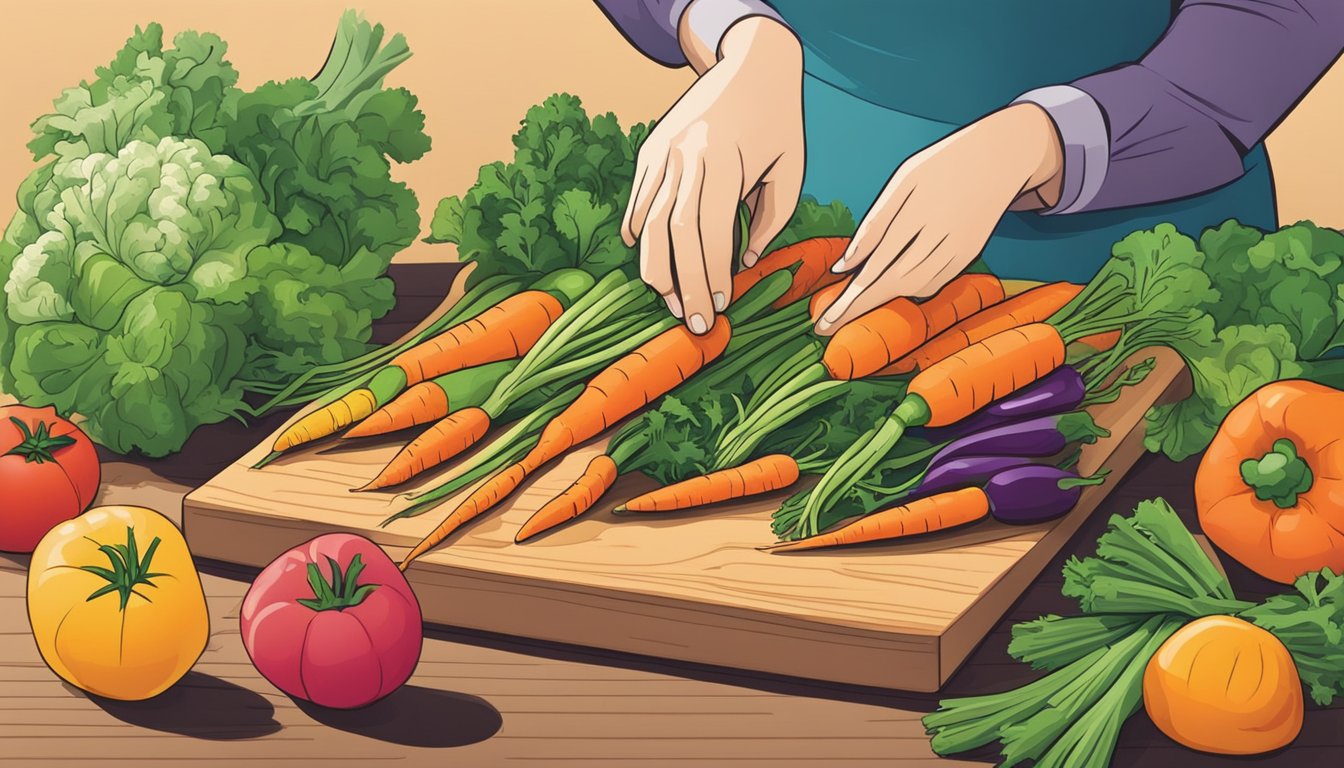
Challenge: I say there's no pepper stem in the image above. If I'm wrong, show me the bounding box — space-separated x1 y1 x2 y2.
1240 438 1314 509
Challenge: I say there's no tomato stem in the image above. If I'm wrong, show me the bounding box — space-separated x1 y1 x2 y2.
297 554 380 611
80 527 167 611
4 416 77 464
1240 438 1314 509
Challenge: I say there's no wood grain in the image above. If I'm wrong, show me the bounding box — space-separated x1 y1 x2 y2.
185 303 1188 692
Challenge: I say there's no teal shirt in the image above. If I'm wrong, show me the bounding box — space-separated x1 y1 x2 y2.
768 0 1277 282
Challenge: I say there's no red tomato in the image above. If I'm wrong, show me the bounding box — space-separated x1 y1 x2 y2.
240 533 422 709
0 405 100 552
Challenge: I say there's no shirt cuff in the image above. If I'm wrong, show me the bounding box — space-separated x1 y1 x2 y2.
683 0 787 61
1011 85 1110 215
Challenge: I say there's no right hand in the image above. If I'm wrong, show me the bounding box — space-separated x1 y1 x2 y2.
621 16 805 335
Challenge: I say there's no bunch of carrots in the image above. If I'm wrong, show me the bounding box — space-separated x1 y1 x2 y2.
255 231 1191 567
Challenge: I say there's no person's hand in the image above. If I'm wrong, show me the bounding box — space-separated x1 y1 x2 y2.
814 104 1065 335
621 16 804 335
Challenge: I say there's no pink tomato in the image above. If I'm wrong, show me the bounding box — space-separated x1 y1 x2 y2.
240 533 422 709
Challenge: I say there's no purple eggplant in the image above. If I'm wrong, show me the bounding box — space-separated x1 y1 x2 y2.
985 465 1108 525
915 455 1039 498
929 411 1109 467
923 366 1086 443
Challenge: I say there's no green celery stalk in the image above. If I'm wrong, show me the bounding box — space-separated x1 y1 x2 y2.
998 618 1165 766
1031 619 1182 768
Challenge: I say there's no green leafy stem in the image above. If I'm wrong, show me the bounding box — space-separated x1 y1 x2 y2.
80 527 166 611
297 553 380 611
5 416 77 464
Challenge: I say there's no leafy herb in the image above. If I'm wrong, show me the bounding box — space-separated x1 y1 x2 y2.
1241 568 1344 706
1141 220 1344 460
223 13 429 271
768 196 857 251
427 94 649 286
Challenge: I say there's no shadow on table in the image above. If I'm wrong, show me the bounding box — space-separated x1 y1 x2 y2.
83 671 282 740
296 685 501 747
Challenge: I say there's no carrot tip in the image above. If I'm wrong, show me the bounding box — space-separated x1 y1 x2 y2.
252 450 284 469
514 519 551 543
610 505 628 516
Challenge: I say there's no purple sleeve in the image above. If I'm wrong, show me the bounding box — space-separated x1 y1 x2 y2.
592 0 785 68
1019 0 1344 214
592 0 695 67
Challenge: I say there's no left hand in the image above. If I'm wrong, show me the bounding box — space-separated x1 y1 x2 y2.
815 103 1066 335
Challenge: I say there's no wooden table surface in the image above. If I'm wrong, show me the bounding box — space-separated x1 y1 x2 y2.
4 264 1341 767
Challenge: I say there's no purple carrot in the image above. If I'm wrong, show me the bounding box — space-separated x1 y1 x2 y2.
916 456 1040 498
985 465 1109 525
930 411 1109 467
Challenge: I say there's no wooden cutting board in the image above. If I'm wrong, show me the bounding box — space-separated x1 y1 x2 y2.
183 283 1190 693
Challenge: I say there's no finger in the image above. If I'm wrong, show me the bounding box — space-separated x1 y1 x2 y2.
740 187 762 267
670 156 715 334
622 152 667 247
700 163 740 313
816 228 947 336
743 163 803 268
640 158 681 317
814 210 922 335
833 180 914 275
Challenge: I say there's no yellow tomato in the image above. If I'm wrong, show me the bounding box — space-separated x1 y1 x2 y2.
27 505 209 700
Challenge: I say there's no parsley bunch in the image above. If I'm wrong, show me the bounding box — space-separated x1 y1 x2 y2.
1143 220 1344 460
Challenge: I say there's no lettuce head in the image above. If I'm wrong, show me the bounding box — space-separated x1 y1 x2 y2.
0 136 390 455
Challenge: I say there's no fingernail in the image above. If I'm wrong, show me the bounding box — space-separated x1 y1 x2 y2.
742 250 759 268
665 295 683 318
688 313 708 335
712 292 727 311
822 303 846 326
830 258 847 273
815 318 832 334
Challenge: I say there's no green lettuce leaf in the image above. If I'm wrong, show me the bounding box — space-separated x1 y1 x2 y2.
1145 322 1305 461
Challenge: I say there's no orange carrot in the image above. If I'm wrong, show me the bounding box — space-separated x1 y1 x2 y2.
766 488 989 552
617 455 800 513
1076 329 1122 353
823 274 1005 380
808 279 849 324
912 322 1068 427
732 237 850 307
391 290 563 386
401 321 734 567
343 381 448 439
358 407 491 491
515 455 619 542
875 281 1083 376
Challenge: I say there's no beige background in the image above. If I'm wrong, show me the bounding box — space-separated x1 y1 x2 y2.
1 0 1340 259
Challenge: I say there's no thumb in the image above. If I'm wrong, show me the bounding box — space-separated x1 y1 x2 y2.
742 174 802 268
